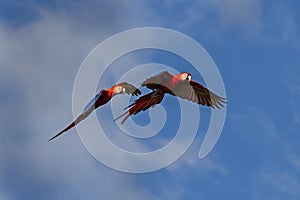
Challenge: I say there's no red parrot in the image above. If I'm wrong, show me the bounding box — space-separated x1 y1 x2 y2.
114 71 226 124
49 82 141 141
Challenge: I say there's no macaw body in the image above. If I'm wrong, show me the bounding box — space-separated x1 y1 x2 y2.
49 82 141 141
115 71 226 124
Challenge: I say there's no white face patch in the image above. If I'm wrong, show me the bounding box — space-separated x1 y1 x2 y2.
181 73 188 80
115 86 123 93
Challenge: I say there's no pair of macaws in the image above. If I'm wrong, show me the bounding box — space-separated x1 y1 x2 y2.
49 71 226 141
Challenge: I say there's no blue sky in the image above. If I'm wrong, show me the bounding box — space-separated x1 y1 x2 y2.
1 0 300 199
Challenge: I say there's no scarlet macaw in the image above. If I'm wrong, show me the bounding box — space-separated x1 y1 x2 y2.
49 82 141 141
114 71 226 124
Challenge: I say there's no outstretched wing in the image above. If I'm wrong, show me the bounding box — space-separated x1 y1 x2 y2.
173 80 226 109
117 82 141 96
141 71 173 90
114 90 165 124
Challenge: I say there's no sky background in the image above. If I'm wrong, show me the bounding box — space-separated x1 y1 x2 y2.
1 0 300 199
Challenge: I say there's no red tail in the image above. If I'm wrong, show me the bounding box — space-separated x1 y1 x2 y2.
114 91 164 124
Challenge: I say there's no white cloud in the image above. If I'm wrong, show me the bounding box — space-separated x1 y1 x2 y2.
288 154 300 172
0 2 160 199
162 0 263 40
2 0 299 199
230 105 300 199
283 65 300 127
0 2 222 198
211 0 263 36
167 0 300 47
0 193 10 200
265 3 300 48
168 145 228 177
262 169 300 197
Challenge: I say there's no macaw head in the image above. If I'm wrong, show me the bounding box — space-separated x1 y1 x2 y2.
180 72 192 82
110 82 141 96
111 85 126 95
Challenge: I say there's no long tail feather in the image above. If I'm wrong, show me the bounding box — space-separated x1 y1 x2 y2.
114 110 129 122
114 90 164 124
49 107 94 141
48 122 76 141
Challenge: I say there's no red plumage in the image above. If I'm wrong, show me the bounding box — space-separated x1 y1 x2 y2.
115 71 226 124
49 82 141 141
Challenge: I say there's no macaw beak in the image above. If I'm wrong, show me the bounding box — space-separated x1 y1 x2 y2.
187 75 191 82
122 87 126 93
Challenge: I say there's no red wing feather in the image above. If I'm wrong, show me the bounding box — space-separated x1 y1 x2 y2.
114 90 165 124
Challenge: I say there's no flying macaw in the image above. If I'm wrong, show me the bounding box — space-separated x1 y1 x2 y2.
49 82 141 141
114 71 226 124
